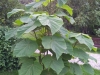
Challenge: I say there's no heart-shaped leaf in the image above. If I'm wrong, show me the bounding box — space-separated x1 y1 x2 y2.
42 55 64 74
13 39 38 57
42 35 67 59
38 15 63 35
19 58 43 75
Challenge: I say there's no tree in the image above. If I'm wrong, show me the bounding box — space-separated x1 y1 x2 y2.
67 0 100 35
5 0 97 75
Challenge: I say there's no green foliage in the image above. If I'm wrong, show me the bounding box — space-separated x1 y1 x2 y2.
68 0 100 35
0 71 18 75
0 27 19 71
0 0 23 27
5 0 97 75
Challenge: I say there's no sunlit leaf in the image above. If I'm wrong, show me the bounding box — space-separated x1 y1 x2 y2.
14 19 23 26
43 0 54 6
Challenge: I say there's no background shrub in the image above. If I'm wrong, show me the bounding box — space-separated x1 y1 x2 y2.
0 26 20 72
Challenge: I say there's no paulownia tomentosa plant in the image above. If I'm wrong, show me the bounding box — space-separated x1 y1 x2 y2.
5 0 97 75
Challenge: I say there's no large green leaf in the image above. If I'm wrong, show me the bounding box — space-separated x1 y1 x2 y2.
82 64 94 75
5 20 41 39
73 48 89 62
57 0 68 6
7 9 24 18
13 39 38 57
38 15 64 35
75 35 94 50
70 33 94 50
17 20 41 37
56 11 75 24
5 28 18 40
19 58 43 75
42 35 67 59
70 63 83 75
42 55 64 74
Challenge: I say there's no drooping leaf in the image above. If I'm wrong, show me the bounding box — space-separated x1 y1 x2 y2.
5 28 18 40
82 64 94 75
64 15 75 24
76 34 94 50
73 48 89 62
60 5 73 16
13 39 38 57
7 9 24 18
70 63 83 75
19 58 43 75
42 56 64 74
16 22 34 37
56 11 75 24
56 11 66 17
38 15 64 35
70 33 94 50
42 35 67 59
57 0 68 6
89 56 97 63
17 20 41 37
5 20 41 39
